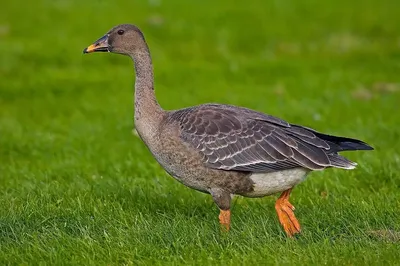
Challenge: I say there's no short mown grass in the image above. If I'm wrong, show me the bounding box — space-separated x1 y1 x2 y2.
1 0 399 265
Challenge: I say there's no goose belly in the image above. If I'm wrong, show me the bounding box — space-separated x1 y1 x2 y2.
241 168 309 198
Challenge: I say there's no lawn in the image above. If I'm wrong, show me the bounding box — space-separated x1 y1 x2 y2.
1 0 400 265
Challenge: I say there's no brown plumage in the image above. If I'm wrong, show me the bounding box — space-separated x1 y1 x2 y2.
169 103 368 172
83 24 373 237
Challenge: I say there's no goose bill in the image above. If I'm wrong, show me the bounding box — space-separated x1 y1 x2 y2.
83 34 110 53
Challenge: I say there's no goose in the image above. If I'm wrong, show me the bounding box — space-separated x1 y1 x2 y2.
83 24 373 237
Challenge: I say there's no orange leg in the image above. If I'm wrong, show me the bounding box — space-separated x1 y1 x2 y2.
275 188 301 237
219 210 231 232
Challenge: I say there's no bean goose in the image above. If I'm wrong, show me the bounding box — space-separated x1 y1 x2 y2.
83 24 373 237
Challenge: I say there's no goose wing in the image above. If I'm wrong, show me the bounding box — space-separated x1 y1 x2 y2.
169 104 354 172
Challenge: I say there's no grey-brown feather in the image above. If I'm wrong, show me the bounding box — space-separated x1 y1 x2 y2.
168 103 372 172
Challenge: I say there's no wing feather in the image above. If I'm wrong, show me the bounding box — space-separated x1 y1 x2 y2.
168 104 354 172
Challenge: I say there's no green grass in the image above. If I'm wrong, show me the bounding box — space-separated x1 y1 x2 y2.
1 0 400 264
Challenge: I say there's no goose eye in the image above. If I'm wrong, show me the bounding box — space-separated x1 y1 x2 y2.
117 30 125 35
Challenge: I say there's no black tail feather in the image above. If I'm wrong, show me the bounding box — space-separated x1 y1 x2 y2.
313 132 374 152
